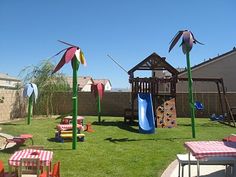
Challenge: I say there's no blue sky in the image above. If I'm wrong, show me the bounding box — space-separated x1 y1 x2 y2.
0 1 235 88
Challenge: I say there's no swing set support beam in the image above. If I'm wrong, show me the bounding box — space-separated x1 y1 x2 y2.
178 77 236 127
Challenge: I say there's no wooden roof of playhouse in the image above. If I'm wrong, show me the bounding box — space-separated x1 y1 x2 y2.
128 52 179 78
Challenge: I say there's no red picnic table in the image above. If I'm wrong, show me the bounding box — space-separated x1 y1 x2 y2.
184 141 236 177
8 148 53 176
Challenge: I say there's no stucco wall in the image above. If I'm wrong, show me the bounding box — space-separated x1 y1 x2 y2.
0 89 26 122
1 90 236 122
178 51 236 92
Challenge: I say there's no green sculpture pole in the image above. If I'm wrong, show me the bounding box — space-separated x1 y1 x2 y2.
27 95 33 125
186 45 196 138
72 58 79 150
97 95 101 123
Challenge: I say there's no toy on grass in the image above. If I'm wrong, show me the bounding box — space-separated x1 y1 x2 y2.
23 83 38 125
91 83 105 123
52 40 86 150
169 30 203 138
84 122 95 132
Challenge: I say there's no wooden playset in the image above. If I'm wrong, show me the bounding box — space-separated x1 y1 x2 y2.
125 52 178 128
124 52 236 128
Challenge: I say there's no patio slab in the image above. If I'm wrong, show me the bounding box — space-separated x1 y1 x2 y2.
161 159 228 177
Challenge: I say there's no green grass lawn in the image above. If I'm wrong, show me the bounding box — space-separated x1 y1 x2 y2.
0 116 236 177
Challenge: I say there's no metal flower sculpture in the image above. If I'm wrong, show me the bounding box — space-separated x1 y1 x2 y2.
91 83 105 123
169 30 203 138
23 83 38 125
52 40 86 150
169 30 203 54
52 40 86 74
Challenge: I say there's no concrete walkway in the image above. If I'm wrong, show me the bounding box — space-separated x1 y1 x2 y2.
161 159 229 177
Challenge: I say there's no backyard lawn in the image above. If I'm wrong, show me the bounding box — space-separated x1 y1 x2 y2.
0 116 236 177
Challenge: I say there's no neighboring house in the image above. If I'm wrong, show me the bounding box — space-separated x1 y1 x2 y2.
93 79 112 91
66 76 94 92
177 47 236 93
0 73 21 89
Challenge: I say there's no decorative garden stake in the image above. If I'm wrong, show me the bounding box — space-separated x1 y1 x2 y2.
91 83 105 123
23 83 38 125
169 30 203 138
52 40 86 150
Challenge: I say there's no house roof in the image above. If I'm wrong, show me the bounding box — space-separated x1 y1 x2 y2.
0 73 20 81
128 52 179 77
66 76 93 88
178 47 236 76
94 79 112 86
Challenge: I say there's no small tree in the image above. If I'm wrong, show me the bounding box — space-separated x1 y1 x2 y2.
20 59 70 116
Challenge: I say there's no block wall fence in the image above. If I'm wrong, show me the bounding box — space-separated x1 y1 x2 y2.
1 89 236 122
0 89 26 122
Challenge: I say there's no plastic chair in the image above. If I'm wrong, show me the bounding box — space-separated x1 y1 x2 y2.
40 161 60 177
0 160 4 177
19 158 40 177
0 160 17 177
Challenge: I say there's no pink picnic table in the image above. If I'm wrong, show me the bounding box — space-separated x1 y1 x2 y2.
60 116 84 124
56 124 84 131
184 141 236 177
8 149 53 176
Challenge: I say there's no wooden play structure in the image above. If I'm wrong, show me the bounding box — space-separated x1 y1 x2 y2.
156 98 177 128
125 52 179 128
124 52 236 128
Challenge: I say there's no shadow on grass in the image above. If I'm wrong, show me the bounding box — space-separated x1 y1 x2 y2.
92 120 139 133
218 121 235 128
105 137 191 143
104 137 154 143
200 169 226 177
0 123 20 126
176 123 191 127
46 147 75 151
201 123 222 127
0 144 22 154
46 138 85 151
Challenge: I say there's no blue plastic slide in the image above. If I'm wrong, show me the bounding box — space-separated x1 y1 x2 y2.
138 93 155 134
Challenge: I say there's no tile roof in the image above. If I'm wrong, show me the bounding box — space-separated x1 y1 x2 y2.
93 79 111 86
0 73 20 81
66 76 93 88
